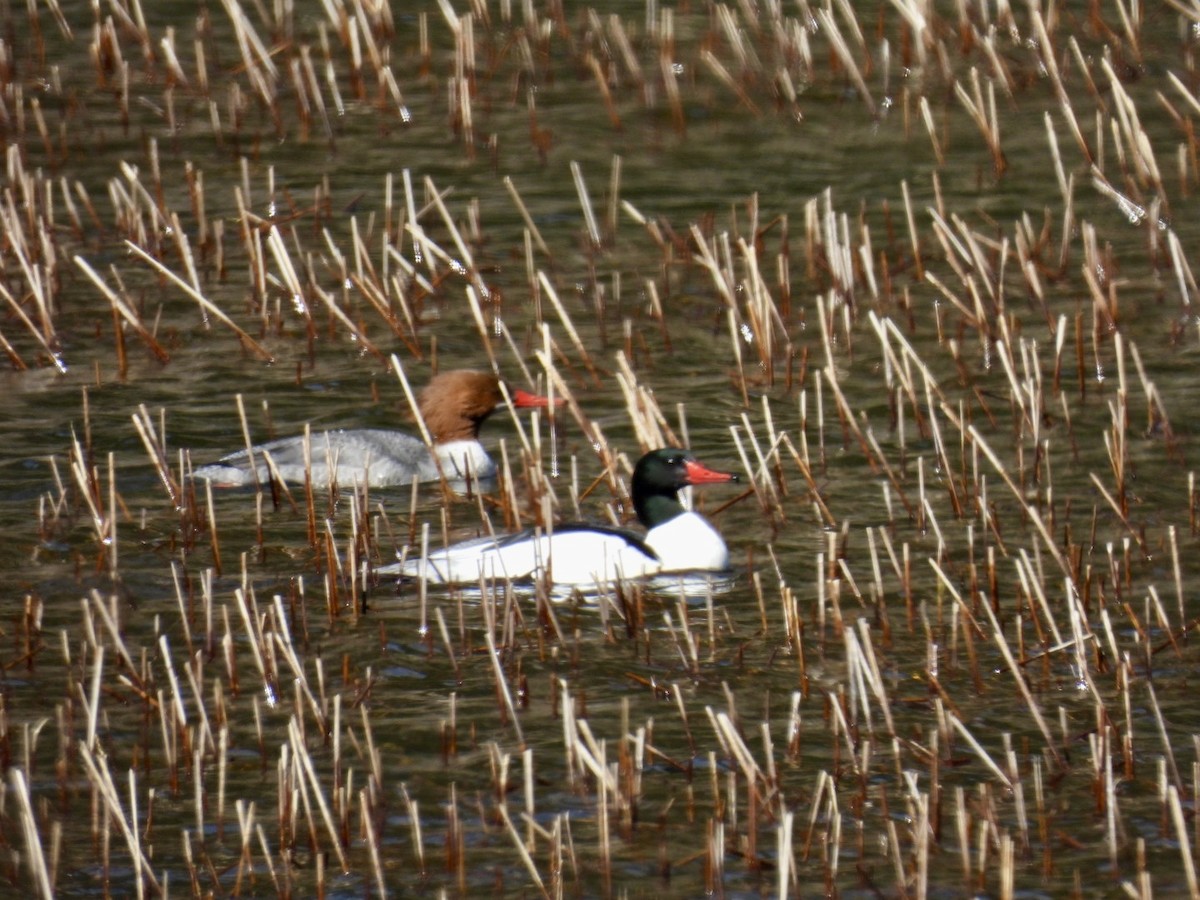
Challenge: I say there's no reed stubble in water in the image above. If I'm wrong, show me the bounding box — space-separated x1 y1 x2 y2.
6 0 1200 896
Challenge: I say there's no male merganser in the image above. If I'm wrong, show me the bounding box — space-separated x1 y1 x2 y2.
193 370 555 488
389 448 739 586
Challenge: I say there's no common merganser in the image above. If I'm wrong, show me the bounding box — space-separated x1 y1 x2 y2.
389 448 739 586
193 370 555 488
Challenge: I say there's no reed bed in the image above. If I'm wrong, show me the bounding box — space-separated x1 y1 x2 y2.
4 0 1200 896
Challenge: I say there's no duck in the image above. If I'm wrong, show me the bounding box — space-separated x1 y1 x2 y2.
193 369 556 488
387 448 739 586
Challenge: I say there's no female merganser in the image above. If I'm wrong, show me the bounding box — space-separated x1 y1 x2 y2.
390 448 738 586
194 370 555 488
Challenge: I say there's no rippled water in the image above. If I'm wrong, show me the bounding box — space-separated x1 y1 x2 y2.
5 1 1200 897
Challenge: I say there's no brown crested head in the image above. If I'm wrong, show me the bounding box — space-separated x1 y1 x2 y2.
418 370 506 443
416 369 559 443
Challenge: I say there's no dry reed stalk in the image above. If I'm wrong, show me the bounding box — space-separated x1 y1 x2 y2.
0 279 60 370
1167 785 1200 895
222 0 280 103
78 744 161 897
131 405 181 506
0 194 57 348
395 782 427 878
271 599 327 733
496 803 550 899
422 175 485 291
569 160 602 248
307 262 381 357
964 423 1067 573
530 353 602 472
1014 552 1065 649
463 284 500 376
585 48 623 129
919 96 944 166
1102 58 1161 191
975 597 1062 766
288 715 349 871
353 788 386 897
816 9 875 116
484 629 525 746
502 175 551 257
1028 10 1091 164
954 68 1005 175
658 35 685 131
605 13 644 91
730 417 782 519
124 240 273 359
899 179 924 280
853 619 896 736
709 707 766 798
611 362 675 457
1145 680 1184 793
772 432 831 526
1089 474 1145 554
701 48 762 115
598 154 623 248
233 587 277 701
535 271 600 380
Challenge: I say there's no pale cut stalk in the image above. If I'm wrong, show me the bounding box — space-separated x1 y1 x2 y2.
569 160 601 247
124 240 273 360
78 259 168 364
10 768 54 900
484 628 525 746
700 49 761 114
502 176 550 256
288 717 349 871
1146 680 1184 793
919 95 944 165
816 9 875 114
536 270 598 377
1168 785 1199 895
131 405 180 505
78 744 160 896
977 595 1060 763
1089 473 1144 552
270 597 326 732
498 804 550 899
947 713 1013 789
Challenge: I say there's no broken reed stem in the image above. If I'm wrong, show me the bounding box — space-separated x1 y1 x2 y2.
503 175 551 256
484 629 525 747
570 160 601 248
78 744 161 896
977 597 1062 766
11 768 54 900
498 804 550 899
122 241 274 360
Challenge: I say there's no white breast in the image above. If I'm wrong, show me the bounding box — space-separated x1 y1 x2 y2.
644 512 729 572
434 440 497 480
